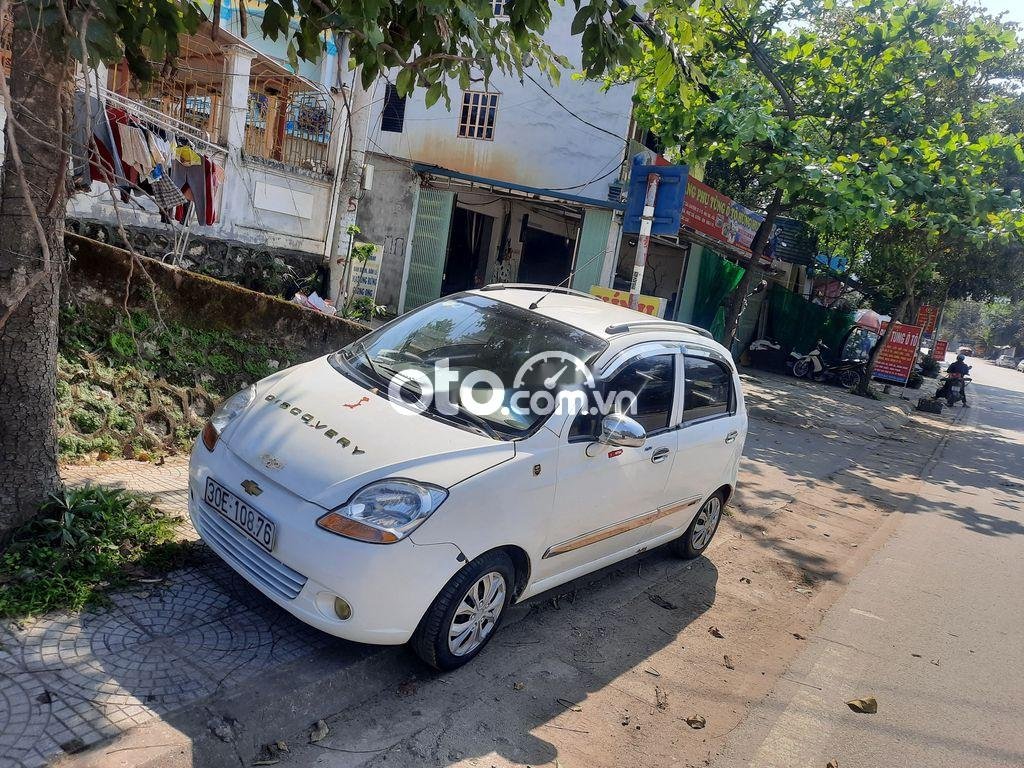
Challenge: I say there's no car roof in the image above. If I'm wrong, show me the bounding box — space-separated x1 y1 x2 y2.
468 285 716 345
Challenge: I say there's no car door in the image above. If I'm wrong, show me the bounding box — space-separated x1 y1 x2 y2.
642 348 740 542
537 349 680 582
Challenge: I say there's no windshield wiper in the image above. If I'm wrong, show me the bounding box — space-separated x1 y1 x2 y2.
445 404 501 440
355 342 399 382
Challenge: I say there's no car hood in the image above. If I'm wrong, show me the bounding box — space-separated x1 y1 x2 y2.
224 356 515 508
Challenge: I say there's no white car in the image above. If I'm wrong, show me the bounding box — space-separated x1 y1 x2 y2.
1018 360 1024 373
188 285 748 669
995 354 1017 368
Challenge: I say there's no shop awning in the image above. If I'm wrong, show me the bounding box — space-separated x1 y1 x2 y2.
413 163 626 212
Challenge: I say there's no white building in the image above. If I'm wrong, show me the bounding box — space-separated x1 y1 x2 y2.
350 2 636 314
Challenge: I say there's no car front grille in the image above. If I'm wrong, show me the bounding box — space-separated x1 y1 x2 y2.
194 502 308 601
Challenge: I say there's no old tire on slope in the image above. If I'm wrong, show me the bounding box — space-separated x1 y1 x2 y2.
411 550 515 671
670 491 726 560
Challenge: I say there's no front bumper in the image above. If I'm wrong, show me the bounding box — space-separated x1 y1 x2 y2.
188 441 465 645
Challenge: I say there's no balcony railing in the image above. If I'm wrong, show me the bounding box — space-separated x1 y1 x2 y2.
243 89 334 178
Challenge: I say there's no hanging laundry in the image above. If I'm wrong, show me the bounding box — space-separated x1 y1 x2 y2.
151 176 189 211
71 90 126 189
117 123 155 176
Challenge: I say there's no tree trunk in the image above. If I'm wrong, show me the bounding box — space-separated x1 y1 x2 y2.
722 187 783 353
0 10 73 542
856 292 913 396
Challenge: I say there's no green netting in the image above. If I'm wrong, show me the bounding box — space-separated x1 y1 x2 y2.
766 283 855 354
693 250 745 342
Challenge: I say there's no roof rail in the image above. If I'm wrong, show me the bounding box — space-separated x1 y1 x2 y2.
479 283 600 300
605 320 715 340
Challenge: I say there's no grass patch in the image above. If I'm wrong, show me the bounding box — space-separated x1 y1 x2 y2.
0 486 201 619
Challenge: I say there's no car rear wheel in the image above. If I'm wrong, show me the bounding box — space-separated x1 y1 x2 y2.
410 550 515 670
670 491 725 560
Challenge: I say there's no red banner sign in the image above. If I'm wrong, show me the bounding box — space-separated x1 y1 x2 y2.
681 178 770 265
916 305 939 335
874 323 924 383
932 339 948 360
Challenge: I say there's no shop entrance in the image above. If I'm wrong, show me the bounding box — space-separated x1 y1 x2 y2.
441 207 494 294
517 226 575 286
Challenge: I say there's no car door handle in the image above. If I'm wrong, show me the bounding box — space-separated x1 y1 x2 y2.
651 447 671 464
725 430 738 444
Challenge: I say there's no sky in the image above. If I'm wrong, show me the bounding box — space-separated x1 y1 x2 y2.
982 0 1024 24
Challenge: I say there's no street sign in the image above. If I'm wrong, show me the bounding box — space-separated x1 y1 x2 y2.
874 323 924 383
916 305 939 335
623 162 688 235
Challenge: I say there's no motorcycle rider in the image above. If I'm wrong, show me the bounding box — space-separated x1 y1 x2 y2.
935 354 971 405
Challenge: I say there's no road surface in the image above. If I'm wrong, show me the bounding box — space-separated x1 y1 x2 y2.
711 359 1024 767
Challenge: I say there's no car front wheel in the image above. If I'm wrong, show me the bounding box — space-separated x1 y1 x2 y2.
671 491 725 559
411 550 515 670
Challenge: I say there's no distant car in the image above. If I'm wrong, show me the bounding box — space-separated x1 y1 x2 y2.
957 346 974 356
995 354 1017 368
1018 360 1024 373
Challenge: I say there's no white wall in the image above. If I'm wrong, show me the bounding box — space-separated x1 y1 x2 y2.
366 5 633 202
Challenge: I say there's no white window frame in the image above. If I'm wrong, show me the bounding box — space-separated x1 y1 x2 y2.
458 91 500 141
491 0 509 18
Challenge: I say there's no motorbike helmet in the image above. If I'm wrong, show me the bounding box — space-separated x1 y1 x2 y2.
956 354 966 361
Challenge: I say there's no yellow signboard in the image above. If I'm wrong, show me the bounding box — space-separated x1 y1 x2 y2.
589 286 665 318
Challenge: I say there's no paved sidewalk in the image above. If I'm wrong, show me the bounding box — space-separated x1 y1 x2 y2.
0 378 930 768
741 367 917 437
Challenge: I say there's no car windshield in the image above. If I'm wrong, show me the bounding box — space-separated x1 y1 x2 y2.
330 293 607 437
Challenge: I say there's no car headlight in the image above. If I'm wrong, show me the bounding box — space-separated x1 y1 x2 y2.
317 479 448 544
202 385 257 451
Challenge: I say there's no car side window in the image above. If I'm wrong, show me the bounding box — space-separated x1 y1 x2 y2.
682 356 733 422
569 353 676 439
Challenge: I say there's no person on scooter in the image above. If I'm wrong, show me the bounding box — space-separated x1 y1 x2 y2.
936 355 971 404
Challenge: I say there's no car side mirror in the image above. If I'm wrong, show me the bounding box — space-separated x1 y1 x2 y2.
599 413 646 448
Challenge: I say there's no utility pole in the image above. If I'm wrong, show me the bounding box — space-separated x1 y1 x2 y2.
629 173 660 311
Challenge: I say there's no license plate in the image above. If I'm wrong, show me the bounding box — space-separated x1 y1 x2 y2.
203 477 277 553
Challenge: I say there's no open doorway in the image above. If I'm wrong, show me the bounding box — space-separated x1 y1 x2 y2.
517 226 575 286
441 207 494 295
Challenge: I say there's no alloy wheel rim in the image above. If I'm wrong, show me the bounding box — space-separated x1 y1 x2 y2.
691 497 722 550
448 571 507 656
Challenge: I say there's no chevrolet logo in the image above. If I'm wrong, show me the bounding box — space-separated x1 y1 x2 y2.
241 480 263 497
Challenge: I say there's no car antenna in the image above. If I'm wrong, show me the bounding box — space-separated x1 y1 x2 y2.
529 247 609 310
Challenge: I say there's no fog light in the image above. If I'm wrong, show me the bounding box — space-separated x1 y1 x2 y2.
333 597 352 621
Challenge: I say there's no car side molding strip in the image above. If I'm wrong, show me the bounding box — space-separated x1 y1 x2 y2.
542 496 703 559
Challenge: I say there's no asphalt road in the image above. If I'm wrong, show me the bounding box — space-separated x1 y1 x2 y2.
711 359 1024 768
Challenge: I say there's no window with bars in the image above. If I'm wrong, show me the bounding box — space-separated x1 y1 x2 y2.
381 83 406 133
458 91 499 140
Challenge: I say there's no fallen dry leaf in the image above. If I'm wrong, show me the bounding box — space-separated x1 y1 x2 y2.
793 632 807 640
252 761 279 766
845 696 878 714
911 653 922 658
513 681 525 691
645 668 661 677
795 587 813 594
309 719 329 743
740 577 752 584
684 714 706 729
556 698 583 712
723 654 735 670
708 626 724 639
827 761 839 768
275 742 288 753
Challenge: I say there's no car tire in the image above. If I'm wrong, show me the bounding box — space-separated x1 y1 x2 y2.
410 550 515 671
670 491 726 560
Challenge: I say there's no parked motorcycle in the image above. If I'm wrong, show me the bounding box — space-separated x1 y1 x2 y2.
934 372 971 407
791 340 866 390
